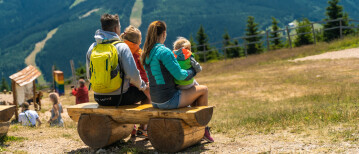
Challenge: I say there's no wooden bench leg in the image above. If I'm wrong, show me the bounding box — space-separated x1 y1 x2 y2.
148 118 205 153
77 114 133 149
0 122 10 137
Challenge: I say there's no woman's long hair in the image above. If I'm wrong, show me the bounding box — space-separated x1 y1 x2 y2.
49 92 59 105
141 21 167 65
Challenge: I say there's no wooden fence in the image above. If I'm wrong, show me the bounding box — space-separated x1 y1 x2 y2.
193 18 359 62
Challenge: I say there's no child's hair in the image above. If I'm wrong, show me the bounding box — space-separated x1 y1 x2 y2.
141 21 167 65
173 37 191 50
120 25 141 44
49 92 59 104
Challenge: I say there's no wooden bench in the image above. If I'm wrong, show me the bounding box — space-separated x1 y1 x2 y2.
0 105 16 137
67 102 213 153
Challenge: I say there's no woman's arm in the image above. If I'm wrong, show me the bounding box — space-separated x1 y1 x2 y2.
159 48 196 81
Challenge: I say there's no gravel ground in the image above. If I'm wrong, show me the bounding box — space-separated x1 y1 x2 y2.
293 47 359 61
0 94 13 105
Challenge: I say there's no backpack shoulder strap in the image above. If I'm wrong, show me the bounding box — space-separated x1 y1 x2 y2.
111 41 123 46
23 110 34 126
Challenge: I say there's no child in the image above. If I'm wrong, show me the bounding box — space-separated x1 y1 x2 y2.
120 25 150 138
173 37 202 89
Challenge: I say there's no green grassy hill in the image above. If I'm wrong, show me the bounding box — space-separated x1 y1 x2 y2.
1 0 359 82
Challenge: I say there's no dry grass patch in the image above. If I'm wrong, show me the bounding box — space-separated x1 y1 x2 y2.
198 58 359 138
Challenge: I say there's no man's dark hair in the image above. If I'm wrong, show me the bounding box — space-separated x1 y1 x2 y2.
22 102 29 109
101 13 120 32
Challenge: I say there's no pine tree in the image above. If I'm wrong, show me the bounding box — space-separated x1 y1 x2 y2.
222 31 241 58
294 18 314 47
189 34 199 60
0 77 10 91
234 40 245 57
196 25 218 62
189 34 197 53
323 0 352 41
270 17 283 49
76 62 86 79
245 16 263 54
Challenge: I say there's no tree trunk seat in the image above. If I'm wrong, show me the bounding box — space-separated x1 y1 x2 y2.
67 102 214 152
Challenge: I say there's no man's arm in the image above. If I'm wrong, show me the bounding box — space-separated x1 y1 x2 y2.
86 43 96 81
71 88 77 96
34 112 41 126
117 44 147 91
36 118 42 126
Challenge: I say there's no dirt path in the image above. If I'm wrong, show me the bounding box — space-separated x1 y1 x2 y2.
3 93 359 153
24 28 58 84
130 0 143 28
293 47 359 61
79 8 99 19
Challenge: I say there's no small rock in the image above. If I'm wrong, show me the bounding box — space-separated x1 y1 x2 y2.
96 148 106 154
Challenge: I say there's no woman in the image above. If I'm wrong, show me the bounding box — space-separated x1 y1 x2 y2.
48 93 64 127
141 21 214 142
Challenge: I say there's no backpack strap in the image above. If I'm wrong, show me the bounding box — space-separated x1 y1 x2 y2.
108 40 125 107
23 110 35 127
116 60 125 108
111 40 123 45
108 40 124 79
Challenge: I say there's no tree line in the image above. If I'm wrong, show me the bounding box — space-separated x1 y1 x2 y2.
190 0 356 62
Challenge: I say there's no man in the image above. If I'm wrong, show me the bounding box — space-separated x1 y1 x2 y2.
18 102 42 127
86 13 148 106
71 79 89 104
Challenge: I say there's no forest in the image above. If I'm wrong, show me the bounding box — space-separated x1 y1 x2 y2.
1 0 359 83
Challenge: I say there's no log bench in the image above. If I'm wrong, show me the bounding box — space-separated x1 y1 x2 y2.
67 102 213 153
0 105 16 137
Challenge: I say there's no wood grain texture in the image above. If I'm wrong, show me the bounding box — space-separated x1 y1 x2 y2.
67 103 213 127
0 105 16 122
11 80 19 121
77 114 133 149
33 80 38 110
0 122 10 137
148 118 204 153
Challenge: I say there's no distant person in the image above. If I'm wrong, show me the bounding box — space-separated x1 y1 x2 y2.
48 93 64 127
19 102 42 127
26 91 43 110
71 79 89 104
120 25 151 137
86 14 148 106
141 21 214 142
172 37 202 90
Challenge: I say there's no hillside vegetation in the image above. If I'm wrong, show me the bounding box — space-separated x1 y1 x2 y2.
1 0 359 82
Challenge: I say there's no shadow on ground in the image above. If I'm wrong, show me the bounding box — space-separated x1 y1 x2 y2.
67 136 211 153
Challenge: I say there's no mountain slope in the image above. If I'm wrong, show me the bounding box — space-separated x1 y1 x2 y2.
36 0 135 81
1 0 359 83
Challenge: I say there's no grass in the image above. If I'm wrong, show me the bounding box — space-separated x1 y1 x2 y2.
197 36 359 140
4 36 359 152
130 0 143 27
0 136 27 145
200 35 359 77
